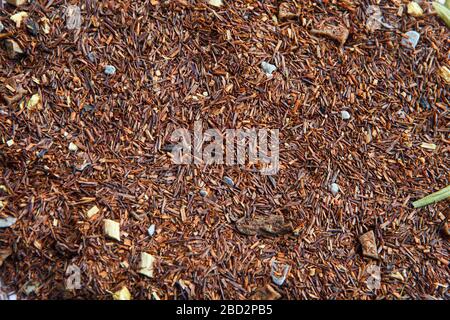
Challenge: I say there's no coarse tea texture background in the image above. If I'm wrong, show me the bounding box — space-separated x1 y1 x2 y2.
0 0 449 299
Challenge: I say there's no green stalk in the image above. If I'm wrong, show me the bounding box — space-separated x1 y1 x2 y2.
446 0 450 9
412 184 450 208
433 2 450 28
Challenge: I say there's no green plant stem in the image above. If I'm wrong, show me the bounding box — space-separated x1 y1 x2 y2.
433 2 450 28
412 184 450 208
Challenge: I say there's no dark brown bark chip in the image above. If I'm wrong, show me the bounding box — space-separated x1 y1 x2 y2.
236 214 293 236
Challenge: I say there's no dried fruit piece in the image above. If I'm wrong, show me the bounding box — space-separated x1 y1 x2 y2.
311 24 349 46
236 214 293 236
0 185 8 195
112 286 131 300
438 66 450 84
26 93 41 111
138 252 155 278
390 271 405 281
359 230 379 259
68 142 78 152
420 142 437 150
86 205 99 219
207 0 223 7
10 11 29 28
104 219 120 241
407 2 424 17
250 284 281 300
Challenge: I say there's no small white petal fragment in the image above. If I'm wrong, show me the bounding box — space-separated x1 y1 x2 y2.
10 11 29 28
330 183 340 196
0 216 17 228
207 0 223 7
68 142 78 152
402 30 420 49
103 219 121 241
104 65 116 75
420 142 437 150
341 110 351 120
261 61 277 75
86 205 99 219
138 252 156 278
147 224 156 237
112 287 131 300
